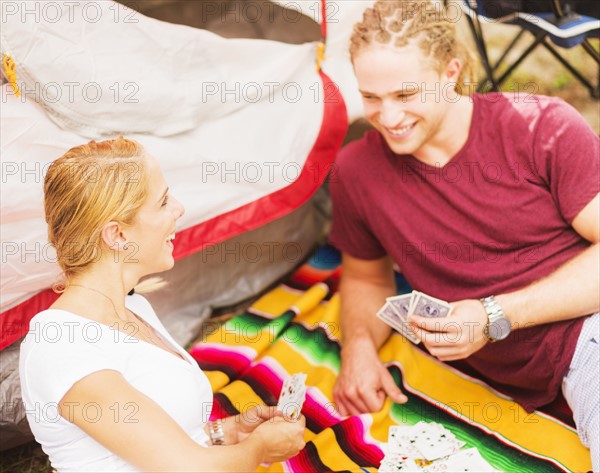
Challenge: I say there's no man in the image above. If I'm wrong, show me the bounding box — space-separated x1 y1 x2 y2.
329 1 599 469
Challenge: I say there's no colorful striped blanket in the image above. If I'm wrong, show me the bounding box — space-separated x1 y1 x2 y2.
189 247 591 473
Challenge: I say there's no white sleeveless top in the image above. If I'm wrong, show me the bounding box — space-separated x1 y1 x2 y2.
19 294 213 472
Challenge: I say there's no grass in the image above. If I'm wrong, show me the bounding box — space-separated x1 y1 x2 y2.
0 442 51 473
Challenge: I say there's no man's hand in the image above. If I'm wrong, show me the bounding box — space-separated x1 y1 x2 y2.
409 299 488 361
333 340 407 416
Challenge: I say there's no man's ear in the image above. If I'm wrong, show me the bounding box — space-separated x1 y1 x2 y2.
101 221 127 251
444 57 462 83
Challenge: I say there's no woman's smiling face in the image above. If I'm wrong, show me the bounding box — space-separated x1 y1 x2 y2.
121 155 185 276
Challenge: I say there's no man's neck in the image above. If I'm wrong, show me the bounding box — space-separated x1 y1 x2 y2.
413 95 474 167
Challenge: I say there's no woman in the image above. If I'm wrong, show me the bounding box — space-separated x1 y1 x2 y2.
19 137 306 472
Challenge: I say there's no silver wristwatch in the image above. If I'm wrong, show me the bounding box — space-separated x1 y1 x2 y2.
480 296 512 342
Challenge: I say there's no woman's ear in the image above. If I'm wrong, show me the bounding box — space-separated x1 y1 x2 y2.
101 221 127 251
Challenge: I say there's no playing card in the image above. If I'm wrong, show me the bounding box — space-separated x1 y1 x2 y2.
408 291 419 315
386 294 413 320
377 302 420 344
383 422 494 473
276 373 307 420
412 422 465 461
378 302 405 328
379 454 422 472
387 425 422 457
409 293 452 319
438 448 499 472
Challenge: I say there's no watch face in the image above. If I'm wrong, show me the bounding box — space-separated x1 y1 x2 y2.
489 317 512 341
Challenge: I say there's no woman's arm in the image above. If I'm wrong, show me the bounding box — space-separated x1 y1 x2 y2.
59 370 303 472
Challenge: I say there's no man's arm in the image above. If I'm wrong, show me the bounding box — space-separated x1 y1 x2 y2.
411 194 600 361
498 193 599 327
333 253 408 416
340 253 397 349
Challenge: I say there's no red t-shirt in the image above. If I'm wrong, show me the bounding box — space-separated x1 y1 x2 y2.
329 93 599 412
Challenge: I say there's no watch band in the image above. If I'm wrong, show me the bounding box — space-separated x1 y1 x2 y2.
208 419 225 446
480 295 507 342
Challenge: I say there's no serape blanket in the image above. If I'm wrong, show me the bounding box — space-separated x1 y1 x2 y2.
189 247 591 473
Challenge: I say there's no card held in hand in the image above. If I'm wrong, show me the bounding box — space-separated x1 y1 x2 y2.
378 290 454 346
377 301 421 344
276 373 307 420
410 292 452 319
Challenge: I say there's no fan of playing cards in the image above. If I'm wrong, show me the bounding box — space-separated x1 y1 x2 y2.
377 291 453 344
379 422 499 472
276 373 307 420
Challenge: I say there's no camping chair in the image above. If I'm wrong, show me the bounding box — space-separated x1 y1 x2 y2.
452 0 600 97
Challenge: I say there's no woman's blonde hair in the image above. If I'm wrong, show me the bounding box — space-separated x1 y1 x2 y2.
44 137 148 284
349 0 476 94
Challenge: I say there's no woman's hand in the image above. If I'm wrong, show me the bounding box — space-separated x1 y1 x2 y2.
249 414 306 462
232 405 280 443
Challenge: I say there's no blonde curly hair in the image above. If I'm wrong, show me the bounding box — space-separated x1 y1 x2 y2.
350 0 476 94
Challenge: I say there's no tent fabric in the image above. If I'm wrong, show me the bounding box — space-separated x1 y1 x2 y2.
1 1 320 137
0 0 349 348
111 0 375 122
190 249 591 473
271 0 376 121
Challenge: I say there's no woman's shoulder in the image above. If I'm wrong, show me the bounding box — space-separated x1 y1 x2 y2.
23 307 89 341
19 308 127 408
21 307 115 360
20 293 159 357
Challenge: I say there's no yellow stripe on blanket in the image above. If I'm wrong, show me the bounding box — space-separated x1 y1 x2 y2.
252 286 308 316
267 342 337 381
